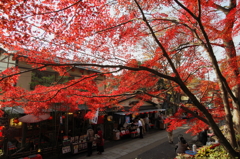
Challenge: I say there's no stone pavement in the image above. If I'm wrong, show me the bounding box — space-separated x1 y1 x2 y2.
70 125 192 159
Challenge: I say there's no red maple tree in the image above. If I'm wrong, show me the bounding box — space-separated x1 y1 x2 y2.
0 0 240 157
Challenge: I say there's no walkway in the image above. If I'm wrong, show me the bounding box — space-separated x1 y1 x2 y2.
68 125 192 159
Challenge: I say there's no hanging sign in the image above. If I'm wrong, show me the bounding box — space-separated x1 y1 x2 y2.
90 108 99 124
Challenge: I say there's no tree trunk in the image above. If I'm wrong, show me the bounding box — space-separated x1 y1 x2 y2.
177 78 240 157
222 0 240 144
220 85 237 148
231 85 240 132
134 0 240 156
233 109 240 133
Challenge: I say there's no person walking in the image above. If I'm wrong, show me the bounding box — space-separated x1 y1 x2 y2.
140 118 146 134
138 117 143 138
160 113 166 129
166 125 173 144
96 127 104 155
168 130 173 144
166 115 173 144
144 115 150 132
86 125 94 157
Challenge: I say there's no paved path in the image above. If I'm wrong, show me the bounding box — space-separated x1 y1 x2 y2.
71 125 193 159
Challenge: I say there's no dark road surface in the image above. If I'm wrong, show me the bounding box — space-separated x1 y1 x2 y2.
115 128 193 159
136 129 192 159
59 126 194 159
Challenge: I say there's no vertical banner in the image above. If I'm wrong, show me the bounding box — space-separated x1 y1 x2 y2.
90 108 99 124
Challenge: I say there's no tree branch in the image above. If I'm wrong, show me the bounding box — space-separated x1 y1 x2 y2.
96 20 134 34
174 0 198 20
144 91 209 124
0 65 46 81
25 0 82 18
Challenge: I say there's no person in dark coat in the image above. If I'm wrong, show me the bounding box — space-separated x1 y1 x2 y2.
86 125 94 157
96 127 104 154
199 128 209 145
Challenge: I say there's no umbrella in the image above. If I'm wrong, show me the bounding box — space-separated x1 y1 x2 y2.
18 113 50 123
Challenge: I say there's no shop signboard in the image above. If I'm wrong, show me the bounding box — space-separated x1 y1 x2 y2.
62 146 71 154
125 116 130 123
72 144 78 154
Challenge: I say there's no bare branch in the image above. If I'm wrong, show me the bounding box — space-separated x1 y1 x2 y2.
24 0 82 18
96 20 134 34
0 65 46 81
144 91 209 124
174 0 198 20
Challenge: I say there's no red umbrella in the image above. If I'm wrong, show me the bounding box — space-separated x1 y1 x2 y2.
18 113 50 123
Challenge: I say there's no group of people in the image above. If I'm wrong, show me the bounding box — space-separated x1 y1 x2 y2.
164 113 215 155
86 126 104 157
173 127 215 155
129 116 149 139
165 115 190 154
130 117 144 138
86 114 215 157
133 113 167 136
198 127 214 145
134 116 151 138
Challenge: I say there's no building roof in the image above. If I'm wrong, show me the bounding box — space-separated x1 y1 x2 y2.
0 47 101 73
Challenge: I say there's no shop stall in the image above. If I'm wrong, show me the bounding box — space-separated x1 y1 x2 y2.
112 108 166 140
112 129 120 140
129 124 139 138
60 129 101 155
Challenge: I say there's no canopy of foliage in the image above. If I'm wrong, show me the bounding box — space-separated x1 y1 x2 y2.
0 0 240 157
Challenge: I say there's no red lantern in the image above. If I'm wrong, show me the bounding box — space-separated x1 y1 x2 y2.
48 116 53 120
62 115 66 119
0 126 4 137
13 118 19 124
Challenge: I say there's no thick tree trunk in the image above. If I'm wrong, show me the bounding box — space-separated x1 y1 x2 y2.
233 109 240 133
134 0 239 157
178 79 240 158
224 39 240 139
232 86 240 137
220 86 237 148
222 0 240 141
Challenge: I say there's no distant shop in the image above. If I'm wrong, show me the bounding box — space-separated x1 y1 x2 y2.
103 96 166 140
